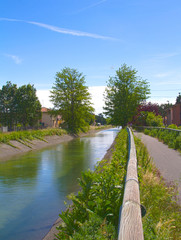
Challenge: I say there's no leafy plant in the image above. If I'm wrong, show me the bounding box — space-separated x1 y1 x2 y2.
143 128 181 151
56 129 128 239
55 128 181 239
135 137 181 239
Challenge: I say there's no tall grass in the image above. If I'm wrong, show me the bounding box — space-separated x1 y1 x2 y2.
143 128 181 151
55 129 181 239
56 129 128 239
135 136 181 239
0 128 67 147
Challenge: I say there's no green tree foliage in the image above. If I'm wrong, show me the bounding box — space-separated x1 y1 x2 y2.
145 112 163 127
158 102 172 125
95 113 107 125
15 84 42 128
104 64 150 127
132 102 159 126
0 82 17 130
176 92 181 104
0 82 41 129
50 68 94 133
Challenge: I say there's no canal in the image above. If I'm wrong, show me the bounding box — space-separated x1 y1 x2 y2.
0 128 119 240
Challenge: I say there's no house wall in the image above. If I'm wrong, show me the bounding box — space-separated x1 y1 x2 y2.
41 112 54 127
172 104 181 126
167 103 181 126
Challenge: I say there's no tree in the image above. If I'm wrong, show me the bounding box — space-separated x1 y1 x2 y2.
146 112 163 127
104 64 150 127
50 67 94 133
15 84 42 128
95 113 107 125
132 102 159 126
159 101 172 125
0 81 18 130
176 93 181 104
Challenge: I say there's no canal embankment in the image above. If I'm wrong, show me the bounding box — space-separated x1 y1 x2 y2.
0 127 118 240
0 126 111 162
42 130 118 240
48 129 181 240
134 130 181 204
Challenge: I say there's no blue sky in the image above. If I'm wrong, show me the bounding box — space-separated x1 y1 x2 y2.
0 0 181 113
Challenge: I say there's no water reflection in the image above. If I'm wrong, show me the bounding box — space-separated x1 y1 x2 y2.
0 128 119 240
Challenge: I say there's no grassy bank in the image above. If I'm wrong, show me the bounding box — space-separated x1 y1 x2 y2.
55 129 181 239
133 125 181 151
0 125 111 148
135 136 181 239
143 128 181 151
0 128 67 147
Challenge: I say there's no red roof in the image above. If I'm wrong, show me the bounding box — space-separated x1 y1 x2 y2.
41 107 50 113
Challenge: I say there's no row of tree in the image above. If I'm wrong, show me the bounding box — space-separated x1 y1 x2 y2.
50 64 150 132
0 82 41 130
2 64 175 133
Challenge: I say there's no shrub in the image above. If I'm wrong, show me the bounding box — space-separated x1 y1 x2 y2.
143 128 181 151
146 112 163 127
135 136 181 239
168 124 178 129
56 129 128 239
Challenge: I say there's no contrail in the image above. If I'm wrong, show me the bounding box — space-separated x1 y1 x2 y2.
0 17 117 41
75 0 107 13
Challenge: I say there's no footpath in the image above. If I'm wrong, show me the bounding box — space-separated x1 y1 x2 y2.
134 131 181 204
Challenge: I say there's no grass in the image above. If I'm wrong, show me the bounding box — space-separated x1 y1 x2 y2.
143 128 181 151
0 128 67 147
55 128 181 239
135 136 181 239
0 125 112 148
56 129 128 239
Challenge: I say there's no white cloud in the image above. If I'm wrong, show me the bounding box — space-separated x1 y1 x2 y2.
148 97 175 105
151 52 180 59
4 54 22 64
89 86 106 114
36 90 53 108
155 80 181 85
154 72 171 78
0 17 116 41
74 0 107 13
37 86 106 114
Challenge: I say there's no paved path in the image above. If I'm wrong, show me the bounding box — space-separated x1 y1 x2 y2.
134 131 181 204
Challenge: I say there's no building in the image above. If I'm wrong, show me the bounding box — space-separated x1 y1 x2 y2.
167 94 181 126
40 107 62 128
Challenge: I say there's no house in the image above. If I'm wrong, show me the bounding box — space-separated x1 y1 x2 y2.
167 94 181 126
40 107 62 128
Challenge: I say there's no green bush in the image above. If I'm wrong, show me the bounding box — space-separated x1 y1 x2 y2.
146 112 163 127
0 128 67 147
56 129 128 239
168 124 178 129
135 137 181 239
143 128 181 151
56 129 181 239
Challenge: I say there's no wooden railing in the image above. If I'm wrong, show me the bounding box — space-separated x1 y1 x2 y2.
118 127 144 240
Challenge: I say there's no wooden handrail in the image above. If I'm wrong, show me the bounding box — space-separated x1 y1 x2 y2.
118 127 144 240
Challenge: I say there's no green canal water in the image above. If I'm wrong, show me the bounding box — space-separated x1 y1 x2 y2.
0 128 119 240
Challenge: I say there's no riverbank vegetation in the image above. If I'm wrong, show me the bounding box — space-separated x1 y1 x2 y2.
134 126 181 151
0 125 110 148
55 129 181 239
135 136 181 239
0 128 67 147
